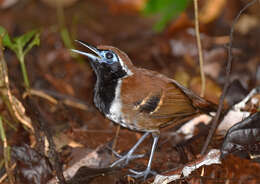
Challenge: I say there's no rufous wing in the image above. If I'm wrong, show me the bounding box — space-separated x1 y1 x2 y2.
148 83 198 119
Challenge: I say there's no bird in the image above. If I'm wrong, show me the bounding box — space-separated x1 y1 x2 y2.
71 40 218 180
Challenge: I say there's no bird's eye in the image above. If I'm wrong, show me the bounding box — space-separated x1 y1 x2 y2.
105 52 113 59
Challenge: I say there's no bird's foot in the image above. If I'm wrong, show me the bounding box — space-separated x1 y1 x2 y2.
109 148 124 158
128 168 157 180
110 151 145 168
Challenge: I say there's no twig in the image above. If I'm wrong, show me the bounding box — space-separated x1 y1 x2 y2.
193 0 205 97
25 97 66 184
200 0 258 155
23 89 58 104
0 163 16 183
0 37 34 183
24 88 90 111
0 43 34 133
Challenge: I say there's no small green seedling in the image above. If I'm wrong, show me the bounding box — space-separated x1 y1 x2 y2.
0 115 14 183
0 26 40 89
143 0 190 31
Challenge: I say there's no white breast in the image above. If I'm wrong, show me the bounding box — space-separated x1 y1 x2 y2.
107 79 122 123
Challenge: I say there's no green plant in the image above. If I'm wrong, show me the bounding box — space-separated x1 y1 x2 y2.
0 26 40 89
0 115 14 183
143 0 190 31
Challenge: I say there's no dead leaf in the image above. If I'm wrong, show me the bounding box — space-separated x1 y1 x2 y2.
12 144 53 184
0 46 34 133
199 0 227 24
0 0 18 9
105 0 147 13
190 76 222 105
235 14 259 35
153 149 221 184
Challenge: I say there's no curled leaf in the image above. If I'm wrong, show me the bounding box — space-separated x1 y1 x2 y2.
12 144 53 184
221 111 260 159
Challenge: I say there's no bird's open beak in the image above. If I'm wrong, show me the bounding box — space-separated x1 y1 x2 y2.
71 40 101 62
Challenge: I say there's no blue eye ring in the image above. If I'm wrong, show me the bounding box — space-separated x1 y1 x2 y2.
105 52 113 59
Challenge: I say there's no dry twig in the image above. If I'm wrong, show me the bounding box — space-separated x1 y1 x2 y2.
193 0 205 97
0 44 34 133
25 97 66 184
23 88 90 111
201 0 259 155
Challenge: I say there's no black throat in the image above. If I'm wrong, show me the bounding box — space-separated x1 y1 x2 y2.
93 77 118 115
90 61 127 115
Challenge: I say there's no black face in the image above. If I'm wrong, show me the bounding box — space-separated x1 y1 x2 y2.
90 52 127 82
71 40 128 114
71 40 127 82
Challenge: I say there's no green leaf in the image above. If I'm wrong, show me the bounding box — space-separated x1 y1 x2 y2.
0 26 6 37
14 30 37 49
0 26 14 51
143 0 174 14
0 27 40 89
153 11 175 31
143 0 190 31
23 32 40 56
10 29 40 59
14 30 40 89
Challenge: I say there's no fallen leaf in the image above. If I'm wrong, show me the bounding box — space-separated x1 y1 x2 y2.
12 144 53 184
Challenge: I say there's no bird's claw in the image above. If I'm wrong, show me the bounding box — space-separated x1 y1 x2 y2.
109 148 123 158
110 152 145 167
128 168 157 180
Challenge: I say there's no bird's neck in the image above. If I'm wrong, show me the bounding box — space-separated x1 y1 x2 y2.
93 75 120 115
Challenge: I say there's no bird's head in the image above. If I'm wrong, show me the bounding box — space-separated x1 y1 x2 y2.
72 40 133 81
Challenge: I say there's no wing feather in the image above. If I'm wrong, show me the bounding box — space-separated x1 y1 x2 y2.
148 83 197 118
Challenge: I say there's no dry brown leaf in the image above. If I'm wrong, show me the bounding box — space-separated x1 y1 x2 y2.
0 0 18 9
199 0 227 24
190 76 222 105
105 0 147 13
174 69 191 87
0 47 34 133
153 149 221 184
10 96 34 132
235 14 259 35
54 133 84 151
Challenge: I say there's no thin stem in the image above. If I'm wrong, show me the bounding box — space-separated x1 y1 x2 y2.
0 116 14 184
193 0 205 97
200 0 258 155
19 56 30 89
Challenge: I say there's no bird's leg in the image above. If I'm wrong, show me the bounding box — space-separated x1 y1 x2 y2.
129 132 159 180
110 132 150 168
